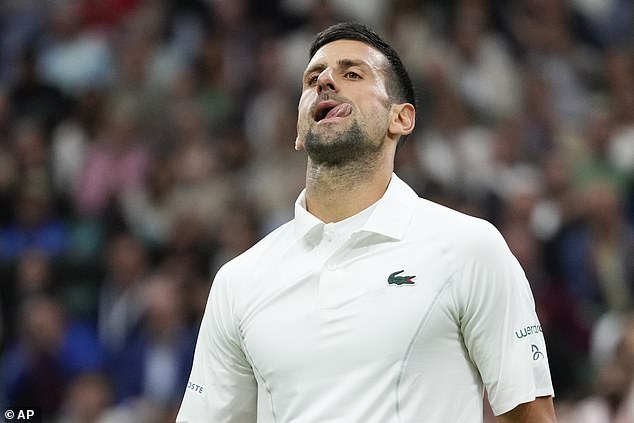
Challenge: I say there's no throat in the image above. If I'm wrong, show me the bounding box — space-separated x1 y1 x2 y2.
305 158 391 223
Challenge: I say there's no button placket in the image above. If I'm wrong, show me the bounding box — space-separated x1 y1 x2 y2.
315 224 342 308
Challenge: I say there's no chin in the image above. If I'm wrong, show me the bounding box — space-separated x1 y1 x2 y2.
303 119 380 167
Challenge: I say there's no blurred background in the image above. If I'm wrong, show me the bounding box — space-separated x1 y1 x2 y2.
0 0 632 421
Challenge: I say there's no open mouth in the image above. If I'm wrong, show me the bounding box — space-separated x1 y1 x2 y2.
314 101 352 122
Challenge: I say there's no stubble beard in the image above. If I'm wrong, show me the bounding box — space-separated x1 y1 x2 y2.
304 119 383 169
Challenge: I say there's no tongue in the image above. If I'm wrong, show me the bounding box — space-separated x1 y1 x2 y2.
325 103 352 119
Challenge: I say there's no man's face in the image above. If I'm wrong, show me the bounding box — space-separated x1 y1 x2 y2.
296 40 393 166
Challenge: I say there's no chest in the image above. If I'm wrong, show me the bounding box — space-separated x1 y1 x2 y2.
238 236 457 385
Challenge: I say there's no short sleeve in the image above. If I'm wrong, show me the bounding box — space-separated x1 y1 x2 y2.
176 267 257 423
452 221 554 416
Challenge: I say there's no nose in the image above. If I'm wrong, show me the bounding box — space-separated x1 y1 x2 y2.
317 68 337 94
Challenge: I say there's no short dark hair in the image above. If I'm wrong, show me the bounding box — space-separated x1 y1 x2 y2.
309 22 416 118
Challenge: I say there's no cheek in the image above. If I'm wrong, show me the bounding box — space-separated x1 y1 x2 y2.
295 91 315 150
298 90 316 118
298 91 315 123
364 103 391 137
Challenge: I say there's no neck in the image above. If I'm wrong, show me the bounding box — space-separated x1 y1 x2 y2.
304 149 393 223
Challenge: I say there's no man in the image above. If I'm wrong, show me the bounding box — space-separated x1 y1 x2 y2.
177 23 556 423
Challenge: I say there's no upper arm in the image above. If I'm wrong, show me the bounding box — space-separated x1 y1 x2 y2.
176 268 257 423
453 220 554 415
496 396 557 423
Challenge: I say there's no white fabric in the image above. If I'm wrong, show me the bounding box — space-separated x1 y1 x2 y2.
177 174 554 423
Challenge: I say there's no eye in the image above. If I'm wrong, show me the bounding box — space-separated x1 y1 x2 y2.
307 75 318 86
344 71 361 80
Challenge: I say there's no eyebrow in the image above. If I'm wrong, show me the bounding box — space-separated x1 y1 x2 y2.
303 58 370 79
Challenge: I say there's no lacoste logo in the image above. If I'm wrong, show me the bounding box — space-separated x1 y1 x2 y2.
388 270 416 285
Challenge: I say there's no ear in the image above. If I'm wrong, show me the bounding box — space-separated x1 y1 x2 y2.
295 120 305 151
294 135 304 151
388 103 415 137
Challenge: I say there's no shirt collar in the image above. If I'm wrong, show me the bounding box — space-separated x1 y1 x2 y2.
293 173 419 242
360 173 418 240
293 189 324 242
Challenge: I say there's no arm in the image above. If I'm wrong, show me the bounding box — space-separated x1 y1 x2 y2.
453 219 555 417
497 396 557 423
177 267 257 423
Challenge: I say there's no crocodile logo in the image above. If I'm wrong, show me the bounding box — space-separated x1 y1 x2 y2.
388 270 416 285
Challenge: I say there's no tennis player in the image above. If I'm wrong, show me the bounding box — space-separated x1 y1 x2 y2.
177 22 556 423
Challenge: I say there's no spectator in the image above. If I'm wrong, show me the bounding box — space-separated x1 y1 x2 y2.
57 372 113 423
51 89 105 199
557 181 634 317
427 0 521 121
416 84 495 201
74 102 149 216
562 314 634 422
98 231 148 353
0 185 68 262
9 47 71 134
38 0 112 94
107 271 195 407
0 296 102 419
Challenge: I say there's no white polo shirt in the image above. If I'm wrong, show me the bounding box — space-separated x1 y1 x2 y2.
177 173 554 423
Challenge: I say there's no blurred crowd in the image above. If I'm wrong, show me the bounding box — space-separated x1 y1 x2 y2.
0 0 632 421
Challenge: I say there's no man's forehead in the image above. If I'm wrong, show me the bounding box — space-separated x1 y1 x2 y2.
305 39 387 72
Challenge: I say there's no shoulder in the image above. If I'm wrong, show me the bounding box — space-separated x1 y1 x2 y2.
209 220 300 318
408 198 516 287
215 219 296 285
412 198 507 255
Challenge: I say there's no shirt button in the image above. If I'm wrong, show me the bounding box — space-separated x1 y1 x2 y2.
327 263 337 271
323 232 332 242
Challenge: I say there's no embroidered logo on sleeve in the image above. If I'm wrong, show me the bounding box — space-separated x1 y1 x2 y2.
387 270 416 285
514 324 543 339
187 381 205 396
531 344 544 361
